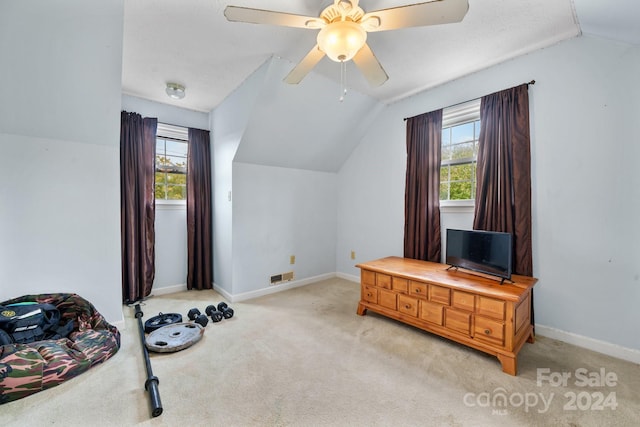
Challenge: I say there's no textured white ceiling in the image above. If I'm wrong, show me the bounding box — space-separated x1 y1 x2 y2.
121 0 637 113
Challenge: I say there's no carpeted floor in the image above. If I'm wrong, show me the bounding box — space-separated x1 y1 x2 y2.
1 278 638 426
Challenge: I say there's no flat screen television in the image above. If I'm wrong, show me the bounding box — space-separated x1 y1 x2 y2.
445 229 513 281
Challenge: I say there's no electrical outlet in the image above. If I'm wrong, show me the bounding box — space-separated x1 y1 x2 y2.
350 251 356 260
290 255 295 264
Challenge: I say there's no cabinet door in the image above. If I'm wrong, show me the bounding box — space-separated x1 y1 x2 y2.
362 270 375 286
398 295 419 317
429 285 451 305
376 273 392 290
392 277 409 294
409 281 427 299
474 316 505 346
452 290 475 312
379 289 397 310
477 296 505 320
445 308 471 335
419 300 444 325
362 285 378 304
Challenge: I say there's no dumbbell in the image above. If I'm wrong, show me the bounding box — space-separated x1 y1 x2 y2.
187 308 209 327
205 304 223 323
216 302 234 319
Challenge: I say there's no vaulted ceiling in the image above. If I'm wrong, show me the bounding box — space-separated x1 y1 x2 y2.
122 0 639 113
122 0 640 173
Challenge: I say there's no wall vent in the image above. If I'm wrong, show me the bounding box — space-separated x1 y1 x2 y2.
270 271 294 285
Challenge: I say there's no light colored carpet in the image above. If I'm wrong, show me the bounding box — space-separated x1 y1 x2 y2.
1 278 638 426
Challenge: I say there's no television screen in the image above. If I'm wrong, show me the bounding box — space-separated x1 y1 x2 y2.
445 229 513 280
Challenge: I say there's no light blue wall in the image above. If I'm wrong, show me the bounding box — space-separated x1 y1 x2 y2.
0 0 125 323
337 35 640 350
120 95 209 291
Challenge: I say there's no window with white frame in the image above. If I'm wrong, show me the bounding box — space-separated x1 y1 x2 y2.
440 100 481 202
155 123 188 201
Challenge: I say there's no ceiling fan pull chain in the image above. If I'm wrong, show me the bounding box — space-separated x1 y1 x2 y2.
340 60 347 102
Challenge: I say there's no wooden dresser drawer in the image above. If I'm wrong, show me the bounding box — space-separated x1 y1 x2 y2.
452 291 475 312
429 285 450 305
398 294 419 317
474 316 505 346
362 285 378 304
419 300 444 325
477 296 505 320
392 277 409 294
445 308 471 335
376 273 392 289
362 270 375 286
409 281 427 299
379 288 397 310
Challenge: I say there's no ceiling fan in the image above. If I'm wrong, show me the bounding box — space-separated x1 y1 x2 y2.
224 0 469 87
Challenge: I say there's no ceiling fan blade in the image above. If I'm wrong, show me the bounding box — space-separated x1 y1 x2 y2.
224 6 324 29
352 43 389 87
284 45 326 84
361 0 469 32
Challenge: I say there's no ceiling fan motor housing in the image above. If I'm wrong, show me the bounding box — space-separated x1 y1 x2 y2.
317 20 367 62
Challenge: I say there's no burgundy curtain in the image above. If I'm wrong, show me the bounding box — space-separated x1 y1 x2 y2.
120 111 157 303
404 109 443 262
473 84 532 276
186 128 213 290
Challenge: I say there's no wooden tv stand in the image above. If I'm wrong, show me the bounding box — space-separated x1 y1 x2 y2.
356 257 537 375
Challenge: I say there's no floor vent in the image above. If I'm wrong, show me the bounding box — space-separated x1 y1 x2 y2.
270 271 294 285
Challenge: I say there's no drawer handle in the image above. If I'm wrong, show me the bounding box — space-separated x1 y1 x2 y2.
405 304 411 309
367 293 372 297
415 289 421 293
484 329 491 335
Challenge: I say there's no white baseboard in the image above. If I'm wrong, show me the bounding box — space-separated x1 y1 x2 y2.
336 272 359 283
227 273 337 303
535 324 640 365
151 283 188 296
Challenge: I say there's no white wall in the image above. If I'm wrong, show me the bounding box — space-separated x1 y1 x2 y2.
211 63 269 293
232 163 337 295
0 0 124 323
337 35 640 351
121 95 209 291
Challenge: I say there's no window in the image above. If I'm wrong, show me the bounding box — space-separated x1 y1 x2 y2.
155 123 188 201
440 100 481 202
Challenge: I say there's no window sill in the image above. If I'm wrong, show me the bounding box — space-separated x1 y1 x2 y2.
440 200 475 214
156 200 186 210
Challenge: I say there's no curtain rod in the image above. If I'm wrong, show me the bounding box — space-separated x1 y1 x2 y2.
403 80 535 121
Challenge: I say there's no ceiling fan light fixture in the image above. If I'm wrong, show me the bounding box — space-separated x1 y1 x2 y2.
165 82 185 99
317 20 367 62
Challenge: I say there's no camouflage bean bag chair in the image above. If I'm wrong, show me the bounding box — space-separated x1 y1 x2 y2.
0 293 120 404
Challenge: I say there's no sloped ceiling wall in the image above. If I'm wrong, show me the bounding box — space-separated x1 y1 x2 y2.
233 56 384 173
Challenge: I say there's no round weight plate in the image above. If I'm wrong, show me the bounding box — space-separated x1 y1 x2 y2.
144 312 183 333
145 323 204 353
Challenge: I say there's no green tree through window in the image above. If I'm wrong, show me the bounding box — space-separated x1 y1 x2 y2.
155 124 188 200
440 100 480 201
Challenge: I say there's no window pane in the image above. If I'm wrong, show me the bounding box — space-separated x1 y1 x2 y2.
452 122 474 144
156 139 165 153
166 140 187 157
439 183 449 200
451 142 474 160
155 183 167 200
440 165 450 181
450 181 472 200
166 172 186 185
441 128 450 146
167 185 186 200
450 163 474 181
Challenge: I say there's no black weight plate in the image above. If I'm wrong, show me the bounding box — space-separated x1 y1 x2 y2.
144 312 183 333
217 302 228 312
